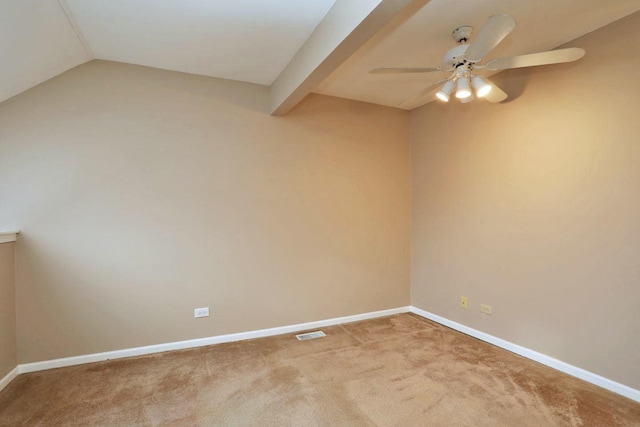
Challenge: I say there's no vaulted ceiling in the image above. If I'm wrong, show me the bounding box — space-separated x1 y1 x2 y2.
2 0 640 114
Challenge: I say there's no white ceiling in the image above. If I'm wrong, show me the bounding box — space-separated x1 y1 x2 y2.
0 0 91 102
64 0 336 85
1 0 640 109
0 0 335 104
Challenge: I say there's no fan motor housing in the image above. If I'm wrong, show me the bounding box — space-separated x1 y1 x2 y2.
442 44 470 68
452 26 473 43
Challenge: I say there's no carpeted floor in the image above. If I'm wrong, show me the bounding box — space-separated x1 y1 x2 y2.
1 313 639 426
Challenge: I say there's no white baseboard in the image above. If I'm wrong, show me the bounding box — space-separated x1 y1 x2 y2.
18 306 411 374
410 306 640 403
0 366 19 392
10 305 639 404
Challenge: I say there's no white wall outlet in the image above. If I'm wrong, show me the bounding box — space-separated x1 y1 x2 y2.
480 304 492 315
194 307 209 318
460 296 468 309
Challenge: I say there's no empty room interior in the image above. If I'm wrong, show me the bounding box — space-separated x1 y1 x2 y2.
1 0 640 425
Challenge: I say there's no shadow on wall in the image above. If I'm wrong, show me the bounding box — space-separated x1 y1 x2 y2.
492 69 530 103
492 56 586 104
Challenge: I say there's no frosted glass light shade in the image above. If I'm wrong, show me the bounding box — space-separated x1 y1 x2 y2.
472 75 492 97
460 92 475 103
436 80 455 102
455 77 471 99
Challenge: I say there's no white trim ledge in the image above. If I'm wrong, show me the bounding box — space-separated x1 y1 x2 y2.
18 306 411 374
0 231 18 244
410 306 640 403
0 366 19 392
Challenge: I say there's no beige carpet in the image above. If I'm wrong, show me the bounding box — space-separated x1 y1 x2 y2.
1 313 639 426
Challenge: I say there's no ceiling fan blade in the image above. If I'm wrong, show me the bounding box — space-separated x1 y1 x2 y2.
369 67 441 74
482 78 508 103
486 47 585 70
464 14 516 62
399 79 449 108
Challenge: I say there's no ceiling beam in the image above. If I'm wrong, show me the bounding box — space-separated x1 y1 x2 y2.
269 0 427 116
57 0 94 58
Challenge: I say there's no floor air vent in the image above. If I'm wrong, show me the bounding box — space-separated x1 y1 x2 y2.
296 331 326 341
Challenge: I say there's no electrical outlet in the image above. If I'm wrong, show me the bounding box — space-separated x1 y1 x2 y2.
480 304 492 315
194 307 209 318
460 296 468 309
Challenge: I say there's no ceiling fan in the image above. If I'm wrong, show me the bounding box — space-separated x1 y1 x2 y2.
370 14 585 106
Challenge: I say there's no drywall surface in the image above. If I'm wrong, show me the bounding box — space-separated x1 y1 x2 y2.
411 12 640 390
0 61 410 363
0 242 17 378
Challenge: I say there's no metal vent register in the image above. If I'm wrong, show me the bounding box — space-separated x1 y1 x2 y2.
295 331 326 341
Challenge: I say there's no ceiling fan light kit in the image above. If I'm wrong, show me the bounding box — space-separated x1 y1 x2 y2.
472 75 492 97
370 14 586 107
460 93 475 104
436 80 455 102
455 76 472 99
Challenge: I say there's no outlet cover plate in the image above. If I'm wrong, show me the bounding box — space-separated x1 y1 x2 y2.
460 296 468 309
480 304 492 315
194 307 210 318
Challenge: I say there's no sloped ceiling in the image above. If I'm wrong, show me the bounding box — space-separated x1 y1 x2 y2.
2 0 640 111
0 0 336 104
0 0 91 102
64 0 336 86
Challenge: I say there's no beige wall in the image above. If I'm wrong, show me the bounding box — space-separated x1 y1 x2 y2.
2 10 636 394
0 61 410 363
411 11 640 390
0 242 17 378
